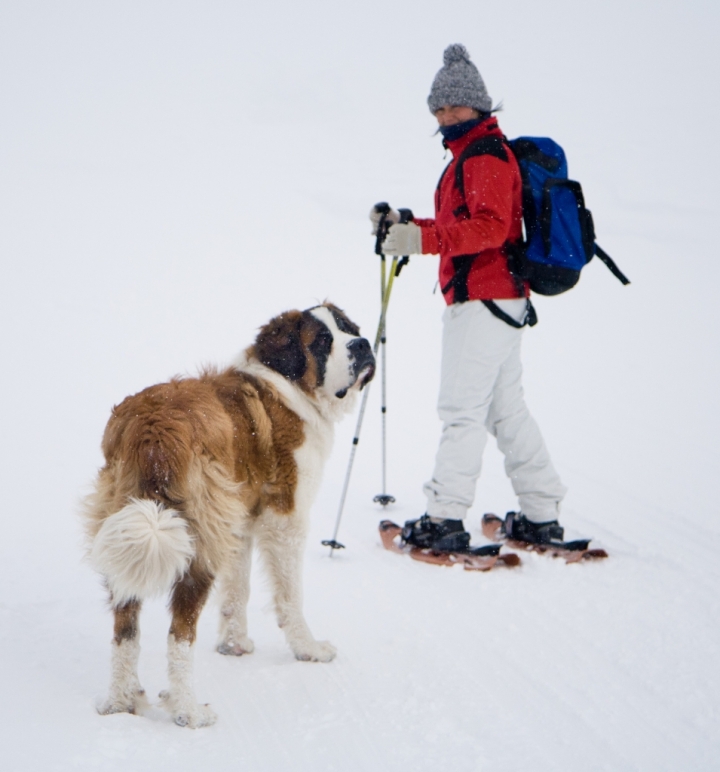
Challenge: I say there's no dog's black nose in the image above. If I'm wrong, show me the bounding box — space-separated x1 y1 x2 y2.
348 337 374 366
347 337 375 380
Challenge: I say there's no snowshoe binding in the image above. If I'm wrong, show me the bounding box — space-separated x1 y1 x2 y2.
379 515 520 571
481 512 608 563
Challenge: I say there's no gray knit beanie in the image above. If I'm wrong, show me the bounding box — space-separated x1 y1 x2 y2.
427 43 492 114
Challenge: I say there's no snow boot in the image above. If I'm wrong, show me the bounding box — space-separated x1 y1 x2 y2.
401 514 471 552
504 512 589 551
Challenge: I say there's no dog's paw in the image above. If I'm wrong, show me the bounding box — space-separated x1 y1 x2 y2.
217 635 255 656
173 704 217 729
158 690 217 729
293 640 337 663
98 688 149 716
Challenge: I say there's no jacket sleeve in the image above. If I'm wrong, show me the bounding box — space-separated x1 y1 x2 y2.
412 217 441 254
431 154 514 259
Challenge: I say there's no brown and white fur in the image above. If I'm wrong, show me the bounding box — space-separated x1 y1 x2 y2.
83 303 375 728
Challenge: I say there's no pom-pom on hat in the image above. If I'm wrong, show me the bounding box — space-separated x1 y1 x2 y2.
427 43 492 115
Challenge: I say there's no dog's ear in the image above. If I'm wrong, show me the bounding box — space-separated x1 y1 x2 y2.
253 311 307 381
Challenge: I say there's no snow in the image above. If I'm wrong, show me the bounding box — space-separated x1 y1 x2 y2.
1 1 719 769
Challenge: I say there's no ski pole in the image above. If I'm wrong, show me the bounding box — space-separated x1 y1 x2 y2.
373 249 394 508
322 263 396 555
320 205 391 554
323 207 412 555
372 206 412 508
374 242 392 506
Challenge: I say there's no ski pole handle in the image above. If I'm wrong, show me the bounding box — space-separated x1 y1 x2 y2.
373 202 391 256
397 208 413 224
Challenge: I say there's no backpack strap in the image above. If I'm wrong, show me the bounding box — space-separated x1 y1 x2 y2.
482 299 538 328
443 135 537 323
441 254 475 303
454 136 509 200
451 137 531 307
594 244 631 285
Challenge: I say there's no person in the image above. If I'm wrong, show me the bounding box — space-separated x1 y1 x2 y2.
371 43 581 552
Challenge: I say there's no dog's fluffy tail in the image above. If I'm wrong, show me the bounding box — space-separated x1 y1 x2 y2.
91 498 195 606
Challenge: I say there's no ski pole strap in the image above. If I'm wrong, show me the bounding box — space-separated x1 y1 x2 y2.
594 244 631 285
481 299 538 328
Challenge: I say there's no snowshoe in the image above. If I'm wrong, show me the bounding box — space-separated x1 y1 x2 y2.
379 518 521 571
481 512 608 563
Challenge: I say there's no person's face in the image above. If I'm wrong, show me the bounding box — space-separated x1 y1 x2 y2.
434 105 480 126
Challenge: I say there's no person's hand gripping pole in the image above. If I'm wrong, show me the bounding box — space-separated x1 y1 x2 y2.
373 206 413 349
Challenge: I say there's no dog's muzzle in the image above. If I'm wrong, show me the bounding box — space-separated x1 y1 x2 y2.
349 337 376 382
335 337 375 398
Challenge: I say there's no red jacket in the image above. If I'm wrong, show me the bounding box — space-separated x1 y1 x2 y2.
415 116 528 303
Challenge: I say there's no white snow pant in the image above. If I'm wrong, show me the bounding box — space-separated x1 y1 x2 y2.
423 299 567 522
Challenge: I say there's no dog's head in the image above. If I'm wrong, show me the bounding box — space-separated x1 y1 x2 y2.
249 303 375 402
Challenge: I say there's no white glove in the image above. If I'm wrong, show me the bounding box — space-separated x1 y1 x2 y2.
369 204 400 235
381 222 422 256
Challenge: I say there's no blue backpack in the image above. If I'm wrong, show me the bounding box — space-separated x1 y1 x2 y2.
456 135 630 297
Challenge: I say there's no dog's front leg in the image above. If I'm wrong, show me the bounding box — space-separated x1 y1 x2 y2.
159 563 217 728
99 598 149 716
217 533 255 656
256 512 336 663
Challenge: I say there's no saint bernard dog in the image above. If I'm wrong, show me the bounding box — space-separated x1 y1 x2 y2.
83 303 375 728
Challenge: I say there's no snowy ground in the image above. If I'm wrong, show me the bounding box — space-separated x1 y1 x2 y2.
1 1 719 770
